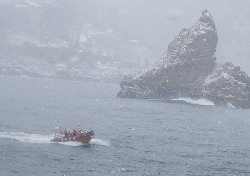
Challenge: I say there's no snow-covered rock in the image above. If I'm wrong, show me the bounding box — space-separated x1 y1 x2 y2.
201 62 250 108
117 11 250 109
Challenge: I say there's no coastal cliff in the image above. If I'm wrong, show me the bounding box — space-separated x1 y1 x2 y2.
117 11 250 108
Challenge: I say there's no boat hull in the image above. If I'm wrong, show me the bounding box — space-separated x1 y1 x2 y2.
51 130 95 144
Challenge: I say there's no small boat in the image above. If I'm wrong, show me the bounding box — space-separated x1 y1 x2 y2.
51 127 95 144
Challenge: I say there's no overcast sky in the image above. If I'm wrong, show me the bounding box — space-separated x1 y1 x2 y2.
1 0 250 73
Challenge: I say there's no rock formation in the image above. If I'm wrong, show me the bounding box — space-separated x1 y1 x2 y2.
117 10 250 108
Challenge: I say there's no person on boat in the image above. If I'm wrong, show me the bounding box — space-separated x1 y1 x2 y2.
75 125 84 140
72 129 76 140
64 130 68 141
77 125 81 131
73 129 76 136
54 127 62 139
76 125 84 134
67 129 73 140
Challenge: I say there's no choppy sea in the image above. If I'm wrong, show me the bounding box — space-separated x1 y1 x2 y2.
0 76 250 176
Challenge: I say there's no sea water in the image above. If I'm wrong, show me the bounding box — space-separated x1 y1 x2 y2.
0 76 250 176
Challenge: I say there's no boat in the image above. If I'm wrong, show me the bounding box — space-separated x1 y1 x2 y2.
51 127 95 144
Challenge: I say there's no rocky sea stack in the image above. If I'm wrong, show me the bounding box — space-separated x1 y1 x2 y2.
117 10 250 108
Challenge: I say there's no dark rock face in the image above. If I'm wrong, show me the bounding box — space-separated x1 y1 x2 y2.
201 63 250 108
117 10 250 108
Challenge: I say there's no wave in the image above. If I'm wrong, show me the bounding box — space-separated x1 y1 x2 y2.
171 97 215 106
226 103 235 109
0 131 109 147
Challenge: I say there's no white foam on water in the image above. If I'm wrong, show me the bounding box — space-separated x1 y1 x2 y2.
57 139 110 147
226 103 235 109
0 131 52 144
171 97 215 106
58 141 84 147
90 138 110 146
0 131 109 147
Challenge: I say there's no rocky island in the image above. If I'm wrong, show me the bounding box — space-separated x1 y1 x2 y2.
117 10 250 109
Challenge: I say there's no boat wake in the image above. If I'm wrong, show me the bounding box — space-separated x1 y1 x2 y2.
0 131 110 147
0 131 53 144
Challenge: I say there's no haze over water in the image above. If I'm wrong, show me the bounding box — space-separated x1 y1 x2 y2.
0 76 250 176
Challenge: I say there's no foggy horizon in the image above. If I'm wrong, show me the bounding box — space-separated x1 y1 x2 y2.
0 0 250 73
